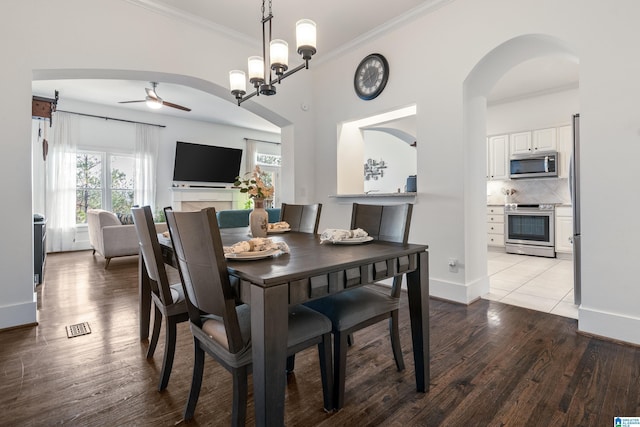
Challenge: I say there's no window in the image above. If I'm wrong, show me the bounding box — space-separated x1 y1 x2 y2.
75 151 135 224
256 152 281 208
256 153 281 167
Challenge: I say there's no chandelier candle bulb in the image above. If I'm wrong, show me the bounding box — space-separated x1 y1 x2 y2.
296 19 317 59
248 56 265 85
270 39 289 75
229 70 247 98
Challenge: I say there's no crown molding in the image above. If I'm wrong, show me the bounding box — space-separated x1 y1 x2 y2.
124 0 455 64
123 0 260 48
316 0 455 64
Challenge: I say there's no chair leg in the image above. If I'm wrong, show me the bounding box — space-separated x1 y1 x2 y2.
347 333 355 346
286 355 296 374
158 316 178 391
318 333 333 412
231 366 248 427
146 305 162 358
184 339 205 421
104 257 111 269
389 311 405 371
333 331 349 411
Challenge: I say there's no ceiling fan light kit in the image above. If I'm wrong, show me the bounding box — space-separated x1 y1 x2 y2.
145 96 162 109
229 0 317 106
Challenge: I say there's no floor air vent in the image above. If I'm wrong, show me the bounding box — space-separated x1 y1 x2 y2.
66 322 91 338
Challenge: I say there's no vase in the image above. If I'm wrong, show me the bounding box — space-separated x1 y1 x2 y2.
249 198 268 238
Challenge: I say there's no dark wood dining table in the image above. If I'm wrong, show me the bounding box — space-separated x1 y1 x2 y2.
139 229 430 427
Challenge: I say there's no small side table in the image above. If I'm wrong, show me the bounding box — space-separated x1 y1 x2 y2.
34 220 47 286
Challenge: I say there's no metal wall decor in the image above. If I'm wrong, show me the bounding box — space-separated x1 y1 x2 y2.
364 158 387 181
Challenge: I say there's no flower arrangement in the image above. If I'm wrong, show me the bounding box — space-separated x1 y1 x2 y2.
234 166 274 200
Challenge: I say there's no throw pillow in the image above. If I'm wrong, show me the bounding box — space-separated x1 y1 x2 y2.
117 212 134 225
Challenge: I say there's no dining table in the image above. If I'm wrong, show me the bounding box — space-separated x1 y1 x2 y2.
139 228 430 427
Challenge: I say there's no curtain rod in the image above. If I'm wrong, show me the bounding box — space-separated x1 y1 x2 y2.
56 110 166 128
244 137 280 145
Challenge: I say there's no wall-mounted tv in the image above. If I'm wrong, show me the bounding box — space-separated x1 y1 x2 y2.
172 141 243 185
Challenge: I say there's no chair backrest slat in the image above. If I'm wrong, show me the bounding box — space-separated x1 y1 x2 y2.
350 203 412 244
281 203 322 234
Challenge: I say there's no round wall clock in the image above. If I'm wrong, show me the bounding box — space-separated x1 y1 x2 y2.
354 53 389 100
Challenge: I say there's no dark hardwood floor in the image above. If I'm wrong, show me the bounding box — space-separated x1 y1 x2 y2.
1 250 638 426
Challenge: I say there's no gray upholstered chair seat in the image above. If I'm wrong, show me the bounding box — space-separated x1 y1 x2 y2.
202 304 332 351
305 287 399 332
169 283 186 304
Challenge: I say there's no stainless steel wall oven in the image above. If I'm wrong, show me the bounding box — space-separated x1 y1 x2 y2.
505 204 555 258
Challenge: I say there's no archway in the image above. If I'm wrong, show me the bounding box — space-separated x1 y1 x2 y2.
32 68 292 128
462 34 579 307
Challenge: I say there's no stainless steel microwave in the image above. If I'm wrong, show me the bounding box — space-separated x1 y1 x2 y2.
509 151 558 179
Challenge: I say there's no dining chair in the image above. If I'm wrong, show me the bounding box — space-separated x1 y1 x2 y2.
164 207 333 425
131 206 189 391
280 203 323 234
304 202 413 410
279 203 323 374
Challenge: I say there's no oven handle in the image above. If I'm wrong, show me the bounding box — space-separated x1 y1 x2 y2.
505 211 554 217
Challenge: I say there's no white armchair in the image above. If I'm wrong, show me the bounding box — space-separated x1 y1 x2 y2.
87 209 167 269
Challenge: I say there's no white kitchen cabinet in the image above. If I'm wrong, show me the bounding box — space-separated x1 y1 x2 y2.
487 205 505 247
555 206 573 254
556 124 572 178
487 135 509 180
510 128 557 155
532 127 557 152
509 131 532 155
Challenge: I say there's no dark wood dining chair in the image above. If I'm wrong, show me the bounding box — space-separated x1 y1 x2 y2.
131 206 189 391
280 203 323 234
305 202 413 410
279 203 323 373
164 207 333 425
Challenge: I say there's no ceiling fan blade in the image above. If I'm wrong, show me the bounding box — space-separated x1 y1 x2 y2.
118 100 145 104
162 101 191 112
145 87 159 99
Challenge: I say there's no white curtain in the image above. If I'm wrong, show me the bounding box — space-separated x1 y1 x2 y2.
245 139 258 175
134 123 159 212
46 111 78 252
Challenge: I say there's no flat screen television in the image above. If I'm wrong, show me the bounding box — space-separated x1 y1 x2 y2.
172 141 243 186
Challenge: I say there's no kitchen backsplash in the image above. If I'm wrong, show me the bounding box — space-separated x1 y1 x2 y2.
487 178 571 205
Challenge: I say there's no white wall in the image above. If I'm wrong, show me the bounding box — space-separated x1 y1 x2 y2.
487 88 579 135
310 0 640 345
2 0 640 346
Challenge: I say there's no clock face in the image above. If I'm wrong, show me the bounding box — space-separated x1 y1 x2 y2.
354 54 389 100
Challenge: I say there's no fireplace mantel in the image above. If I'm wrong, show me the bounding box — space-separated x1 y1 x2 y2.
170 187 246 211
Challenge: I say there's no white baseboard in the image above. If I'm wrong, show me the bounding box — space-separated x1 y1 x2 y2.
0 300 37 330
430 276 490 304
578 306 640 346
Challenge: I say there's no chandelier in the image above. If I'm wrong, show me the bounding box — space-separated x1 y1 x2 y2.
229 0 317 106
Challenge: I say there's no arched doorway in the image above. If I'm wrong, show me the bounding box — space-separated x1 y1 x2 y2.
463 34 579 317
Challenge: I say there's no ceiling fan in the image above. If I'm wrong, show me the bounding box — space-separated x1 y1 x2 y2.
118 82 191 112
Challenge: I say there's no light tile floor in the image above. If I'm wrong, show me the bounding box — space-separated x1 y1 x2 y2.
482 251 578 319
